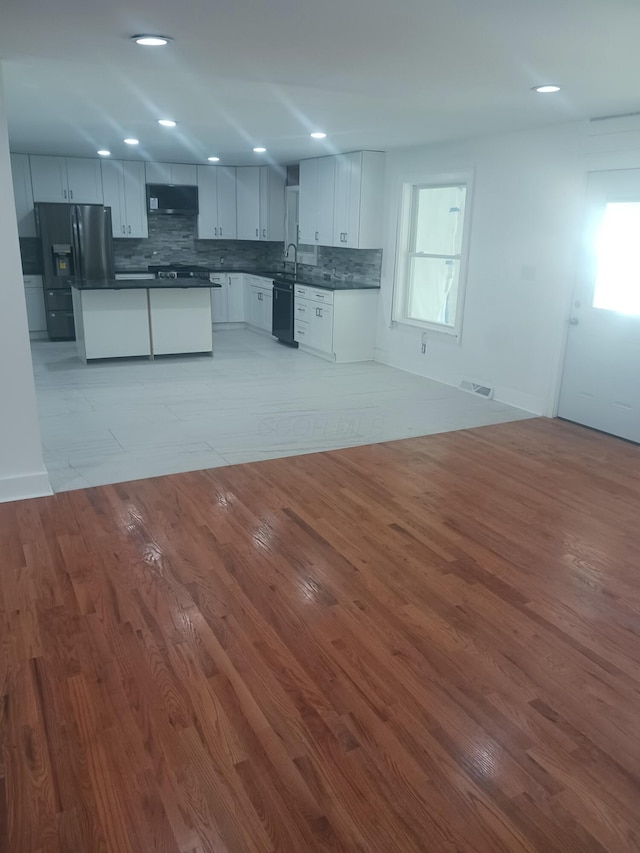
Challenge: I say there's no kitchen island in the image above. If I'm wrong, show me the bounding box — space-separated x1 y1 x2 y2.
71 279 220 362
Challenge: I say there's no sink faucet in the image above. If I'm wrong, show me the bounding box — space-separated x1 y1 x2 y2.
285 243 298 279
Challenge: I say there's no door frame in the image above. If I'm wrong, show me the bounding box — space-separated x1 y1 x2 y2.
549 157 640 419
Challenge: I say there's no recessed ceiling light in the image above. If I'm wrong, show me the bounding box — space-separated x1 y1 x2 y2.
207 156 220 162
132 35 171 46
253 147 266 153
97 149 111 156
158 119 177 127
310 132 327 139
533 84 561 93
124 138 139 145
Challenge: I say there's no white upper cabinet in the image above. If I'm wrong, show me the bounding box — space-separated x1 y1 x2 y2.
101 160 148 238
259 166 285 242
29 156 68 202
299 150 384 249
196 166 237 240
30 155 103 204
65 158 104 203
10 153 36 237
298 157 335 245
236 167 261 240
298 158 318 245
317 157 336 245
145 162 197 185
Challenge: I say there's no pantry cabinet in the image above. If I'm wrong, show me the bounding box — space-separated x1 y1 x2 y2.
101 160 148 238
197 166 237 239
30 155 103 204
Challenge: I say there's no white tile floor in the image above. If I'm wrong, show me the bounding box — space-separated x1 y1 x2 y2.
31 329 533 492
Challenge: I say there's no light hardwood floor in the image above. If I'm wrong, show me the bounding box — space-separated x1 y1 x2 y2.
32 329 531 492
2 417 640 851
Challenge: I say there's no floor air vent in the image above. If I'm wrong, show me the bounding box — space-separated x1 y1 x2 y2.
460 380 494 399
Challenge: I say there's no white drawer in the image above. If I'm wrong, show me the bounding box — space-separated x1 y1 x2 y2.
23 275 43 289
308 288 333 305
294 320 309 342
295 300 310 320
210 274 227 285
294 285 309 299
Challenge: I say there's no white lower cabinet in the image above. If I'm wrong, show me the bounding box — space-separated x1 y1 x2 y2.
24 275 46 334
73 288 151 361
149 289 213 355
210 273 246 324
294 285 378 362
244 275 274 333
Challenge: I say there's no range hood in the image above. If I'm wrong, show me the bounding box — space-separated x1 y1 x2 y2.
147 184 199 215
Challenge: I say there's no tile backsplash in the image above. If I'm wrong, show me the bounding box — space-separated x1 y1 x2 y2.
113 212 382 283
114 213 284 271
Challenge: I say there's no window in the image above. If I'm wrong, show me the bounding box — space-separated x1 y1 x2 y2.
393 176 472 337
593 201 640 315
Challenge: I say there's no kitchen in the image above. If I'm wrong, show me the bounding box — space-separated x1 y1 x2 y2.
12 145 527 491
15 150 384 359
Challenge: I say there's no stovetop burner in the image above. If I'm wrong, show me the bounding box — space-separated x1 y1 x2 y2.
149 264 216 281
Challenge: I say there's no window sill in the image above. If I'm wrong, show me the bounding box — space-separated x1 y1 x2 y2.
392 317 461 340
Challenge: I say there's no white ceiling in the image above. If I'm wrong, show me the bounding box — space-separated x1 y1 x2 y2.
3 0 640 165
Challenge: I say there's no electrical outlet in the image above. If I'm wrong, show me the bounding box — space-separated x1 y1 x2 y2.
421 332 428 354
219 257 224 265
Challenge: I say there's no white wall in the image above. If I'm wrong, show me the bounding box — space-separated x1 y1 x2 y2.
0 65 50 502
374 121 589 415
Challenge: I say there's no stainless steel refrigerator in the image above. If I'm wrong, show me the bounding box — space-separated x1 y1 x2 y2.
35 203 115 340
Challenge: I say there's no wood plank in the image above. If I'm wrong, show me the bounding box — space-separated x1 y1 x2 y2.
1 418 640 850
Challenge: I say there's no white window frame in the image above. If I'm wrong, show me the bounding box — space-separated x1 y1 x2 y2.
392 170 474 339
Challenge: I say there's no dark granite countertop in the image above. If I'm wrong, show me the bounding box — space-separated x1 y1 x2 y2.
71 278 221 290
113 268 380 292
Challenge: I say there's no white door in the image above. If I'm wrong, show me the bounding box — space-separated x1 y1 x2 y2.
236 167 260 240
30 155 68 202
122 161 148 238
298 158 318 244
333 154 351 247
317 157 336 246
65 158 103 203
197 166 219 238
101 160 127 236
311 303 334 354
217 167 237 239
227 274 245 321
558 169 640 442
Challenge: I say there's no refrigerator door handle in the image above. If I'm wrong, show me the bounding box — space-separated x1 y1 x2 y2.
71 206 84 282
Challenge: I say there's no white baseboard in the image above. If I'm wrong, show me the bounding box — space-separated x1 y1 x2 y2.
0 470 52 504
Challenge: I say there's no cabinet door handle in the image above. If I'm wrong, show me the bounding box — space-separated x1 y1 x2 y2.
128 225 131 234
315 231 319 242
262 228 266 238
258 292 263 301
214 227 217 236
70 189 73 200
63 190 67 199
122 225 126 234
256 228 259 237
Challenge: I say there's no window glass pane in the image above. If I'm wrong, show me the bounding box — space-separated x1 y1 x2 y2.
407 257 460 326
414 185 466 255
594 202 640 315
